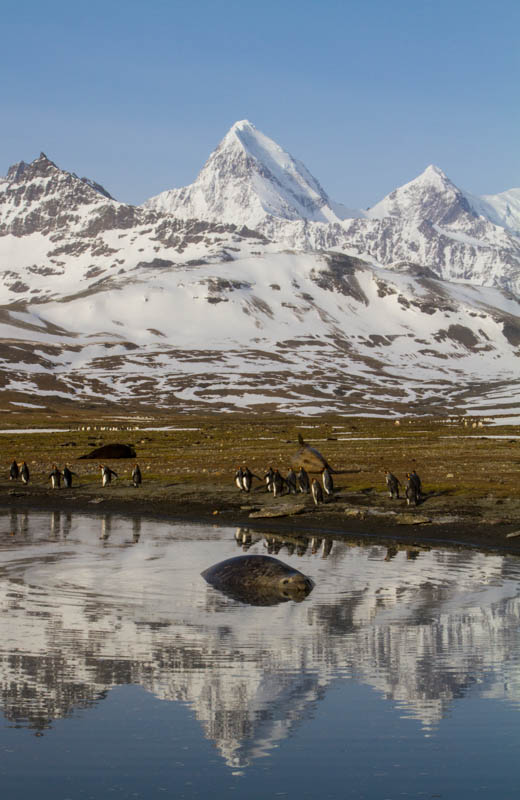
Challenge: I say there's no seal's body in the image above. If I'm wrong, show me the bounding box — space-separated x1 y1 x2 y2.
201 555 314 605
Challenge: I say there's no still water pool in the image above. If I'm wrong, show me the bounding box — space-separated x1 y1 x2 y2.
0 509 519 798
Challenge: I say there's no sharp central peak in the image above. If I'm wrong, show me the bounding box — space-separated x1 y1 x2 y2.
223 119 261 149
230 119 256 132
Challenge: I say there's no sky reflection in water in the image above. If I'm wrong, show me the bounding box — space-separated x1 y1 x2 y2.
0 509 519 798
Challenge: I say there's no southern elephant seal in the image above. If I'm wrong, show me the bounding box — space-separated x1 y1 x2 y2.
201 555 314 606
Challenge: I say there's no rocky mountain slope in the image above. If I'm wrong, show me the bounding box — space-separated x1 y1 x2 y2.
0 124 519 415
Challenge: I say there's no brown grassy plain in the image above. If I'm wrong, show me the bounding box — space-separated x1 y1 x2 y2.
1 407 519 553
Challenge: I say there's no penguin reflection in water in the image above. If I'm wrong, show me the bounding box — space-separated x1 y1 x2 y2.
100 464 118 487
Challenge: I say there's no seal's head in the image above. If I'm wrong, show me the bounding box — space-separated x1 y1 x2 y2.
276 570 314 599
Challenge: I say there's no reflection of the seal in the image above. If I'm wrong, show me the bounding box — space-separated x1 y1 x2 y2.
206 580 313 606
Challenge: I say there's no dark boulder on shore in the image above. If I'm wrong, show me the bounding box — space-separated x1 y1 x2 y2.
78 443 136 460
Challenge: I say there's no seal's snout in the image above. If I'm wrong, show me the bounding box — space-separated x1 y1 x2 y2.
281 572 314 598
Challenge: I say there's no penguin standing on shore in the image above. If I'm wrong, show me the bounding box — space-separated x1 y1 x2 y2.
20 462 30 485
322 467 334 497
132 463 142 487
385 471 401 499
49 465 61 489
264 466 275 493
272 469 285 497
241 466 260 493
311 479 324 506
409 470 422 498
235 467 244 491
100 464 118 487
9 460 19 481
297 467 310 494
286 468 297 495
62 466 77 488
405 473 419 506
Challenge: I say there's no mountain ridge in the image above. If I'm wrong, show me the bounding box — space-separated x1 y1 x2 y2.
0 121 519 414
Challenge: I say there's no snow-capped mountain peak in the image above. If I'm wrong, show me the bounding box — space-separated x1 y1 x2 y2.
0 151 116 238
366 163 474 225
144 120 347 226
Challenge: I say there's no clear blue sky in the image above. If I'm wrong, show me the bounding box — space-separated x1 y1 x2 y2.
2 0 518 208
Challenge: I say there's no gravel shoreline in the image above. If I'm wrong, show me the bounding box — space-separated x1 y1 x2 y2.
3 479 520 557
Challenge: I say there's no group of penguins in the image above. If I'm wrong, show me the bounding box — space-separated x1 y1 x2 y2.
234 465 423 507
9 460 143 489
385 469 422 506
234 465 334 505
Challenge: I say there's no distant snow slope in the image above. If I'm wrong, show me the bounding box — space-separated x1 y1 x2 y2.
467 187 520 236
0 250 518 415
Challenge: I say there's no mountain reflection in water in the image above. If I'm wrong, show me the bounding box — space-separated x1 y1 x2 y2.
0 509 520 770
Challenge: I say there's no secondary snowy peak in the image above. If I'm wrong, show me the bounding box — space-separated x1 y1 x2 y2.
0 152 119 237
3 152 113 199
366 165 520 240
144 120 349 226
366 165 477 226
466 187 520 236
